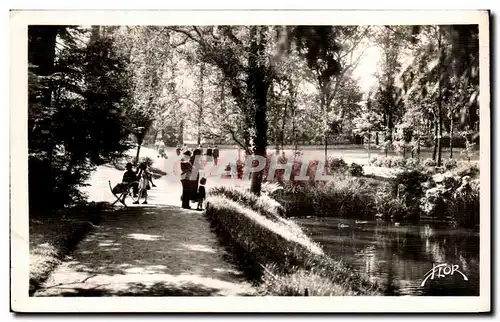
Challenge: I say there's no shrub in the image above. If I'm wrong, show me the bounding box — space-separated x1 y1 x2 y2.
313 176 378 219
271 182 319 218
393 169 429 197
369 156 385 167
349 163 364 177
423 158 437 167
382 156 393 168
453 161 480 178
421 175 479 227
209 185 286 222
259 261 380 296
206 195 323 265
447 182 479 228
443 158 458 170
391 156 406 168
374 186 408 221
391 169 430 220
327 156 348 174
405 158 419 169
261 182 283 195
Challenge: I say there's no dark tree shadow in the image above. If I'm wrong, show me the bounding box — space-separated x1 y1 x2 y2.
51 282 222 297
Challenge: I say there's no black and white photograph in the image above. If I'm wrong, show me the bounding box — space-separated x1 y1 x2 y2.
10 9 490 313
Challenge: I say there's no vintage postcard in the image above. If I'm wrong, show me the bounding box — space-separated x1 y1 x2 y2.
10 10 490 313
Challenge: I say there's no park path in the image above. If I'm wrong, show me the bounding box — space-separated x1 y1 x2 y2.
34 147 256 296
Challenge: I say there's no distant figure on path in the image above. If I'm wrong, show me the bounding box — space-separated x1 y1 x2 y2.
213 145 220 165
180 151 193 209
206 146 213 170
157 141 166 158
175 144 181 156
198 144 204 155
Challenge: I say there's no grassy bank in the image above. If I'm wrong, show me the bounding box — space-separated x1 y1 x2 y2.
29 202 112 295
205 186 381 296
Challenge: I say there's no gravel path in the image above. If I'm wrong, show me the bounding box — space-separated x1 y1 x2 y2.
34 147 255 296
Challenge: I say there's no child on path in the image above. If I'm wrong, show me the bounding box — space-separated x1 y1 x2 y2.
134 162 156 204
197 177 207 211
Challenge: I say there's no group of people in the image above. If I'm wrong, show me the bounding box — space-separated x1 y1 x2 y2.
180 148 208 210
176 144 220 166
116 143 221 210
120 162 156 204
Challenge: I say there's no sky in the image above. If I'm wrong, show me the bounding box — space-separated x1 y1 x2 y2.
351 42 382 95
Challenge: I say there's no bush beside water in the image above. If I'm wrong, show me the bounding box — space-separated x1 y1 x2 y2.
260 153 479 227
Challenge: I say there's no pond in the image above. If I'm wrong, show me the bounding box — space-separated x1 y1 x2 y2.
296 217 480 296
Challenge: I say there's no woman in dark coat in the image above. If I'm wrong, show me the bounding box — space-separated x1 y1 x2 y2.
189 149 202 203
180 151 193 209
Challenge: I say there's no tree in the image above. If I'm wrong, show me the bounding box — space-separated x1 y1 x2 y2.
372 26 407 157
398 25 479 164
167 26 289 195
114 26 180 163
294 26 369 162
353 106 382 159
29 26 133 209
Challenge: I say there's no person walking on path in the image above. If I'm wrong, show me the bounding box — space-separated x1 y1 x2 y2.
180 151 193 209
176 144 182 156
213 145 220 166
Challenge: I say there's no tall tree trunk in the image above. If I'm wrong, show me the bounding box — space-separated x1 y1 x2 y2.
292 108 298 154
248 27 269 196
178 120 184 144
449 117 454 159
437 26 444 166
437 110 443 166
417 135 421 161
385 117 390 157
135 136 143 165
90 25 101 43
368 131 371 160
197 63 205 145
433 117 438 161
28 26 60 208
28 26 59 107
324 134 328 164
281 100 287 151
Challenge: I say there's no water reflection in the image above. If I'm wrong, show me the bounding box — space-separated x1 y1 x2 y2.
297 217 479 296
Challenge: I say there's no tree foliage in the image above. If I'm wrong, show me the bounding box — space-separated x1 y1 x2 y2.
29 26 133 209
